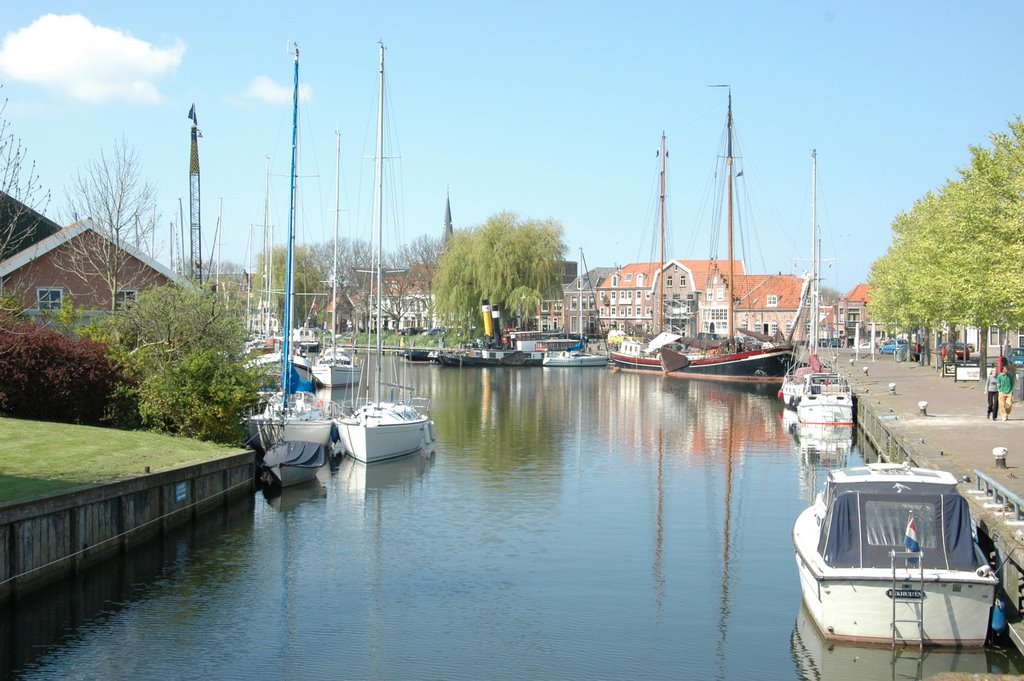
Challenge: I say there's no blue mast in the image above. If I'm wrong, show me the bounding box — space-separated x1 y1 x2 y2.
281 45 299 406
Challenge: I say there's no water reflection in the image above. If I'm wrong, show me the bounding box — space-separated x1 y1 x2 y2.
790 602 1014 680
4 366 1022 679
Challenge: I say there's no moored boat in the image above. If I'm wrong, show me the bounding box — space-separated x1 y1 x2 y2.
792 462 997 646
334 43 433 465
659 92 793 383
244 47 334 454
258 439 329 488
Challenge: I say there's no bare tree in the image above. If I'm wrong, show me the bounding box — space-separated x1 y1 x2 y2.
59 138 161 311
0 90 51 261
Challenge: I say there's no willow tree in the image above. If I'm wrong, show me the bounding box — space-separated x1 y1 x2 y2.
433 212 565 335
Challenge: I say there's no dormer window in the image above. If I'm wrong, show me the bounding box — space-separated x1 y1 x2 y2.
624 273 633 282
767 294 779 307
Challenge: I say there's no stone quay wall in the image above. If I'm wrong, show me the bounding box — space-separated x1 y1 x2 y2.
0 452 254 604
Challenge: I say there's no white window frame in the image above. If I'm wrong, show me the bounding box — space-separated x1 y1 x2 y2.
37 287 63 311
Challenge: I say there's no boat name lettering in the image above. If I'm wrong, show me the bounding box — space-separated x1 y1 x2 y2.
886 588 923 600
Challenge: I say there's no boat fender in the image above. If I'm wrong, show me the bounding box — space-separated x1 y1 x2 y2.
992 598 1007 635
429 420 437 442
777 389 783 399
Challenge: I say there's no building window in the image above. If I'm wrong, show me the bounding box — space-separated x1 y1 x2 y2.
116 289 138 310
680 275 687 287
666 276 673 288
635 306 640 316
645 306 652 317
37 287 63 310
767 294 779 307
624 273 633 282
571 296 578 311
716 288 725 302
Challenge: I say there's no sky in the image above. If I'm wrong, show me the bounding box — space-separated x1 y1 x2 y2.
1 2 1022 294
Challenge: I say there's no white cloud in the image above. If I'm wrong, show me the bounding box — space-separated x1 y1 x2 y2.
0 14 184 103
245 75 313 104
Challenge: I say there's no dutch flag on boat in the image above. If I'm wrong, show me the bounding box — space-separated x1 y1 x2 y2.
903 516 920 553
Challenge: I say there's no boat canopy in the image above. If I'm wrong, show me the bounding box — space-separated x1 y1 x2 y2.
261 440 329 471
817 491 980 571
645 332 682 353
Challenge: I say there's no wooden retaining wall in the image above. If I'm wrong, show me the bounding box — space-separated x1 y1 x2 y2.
0 452 254 604
856 398 1024 652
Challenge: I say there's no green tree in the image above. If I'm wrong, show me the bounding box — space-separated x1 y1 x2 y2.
433 212 565 334
108 284 262 443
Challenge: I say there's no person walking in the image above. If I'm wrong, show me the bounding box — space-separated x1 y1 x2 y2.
997 363 1016 421
985 367 1000 420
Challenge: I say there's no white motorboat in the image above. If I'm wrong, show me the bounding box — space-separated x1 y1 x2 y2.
793 462 997 646
795 371 854 427
312 347 360 388
542 350 608 367
335 43 433 465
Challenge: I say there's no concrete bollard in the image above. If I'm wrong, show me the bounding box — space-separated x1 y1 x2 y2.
918 401 928 416
994 447 1008 469
889 383 896 394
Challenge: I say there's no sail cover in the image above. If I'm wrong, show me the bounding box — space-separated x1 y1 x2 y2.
818 491 980 571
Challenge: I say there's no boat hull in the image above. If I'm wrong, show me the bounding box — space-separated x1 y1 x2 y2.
337 403 429 464
259 440 328 488
311 362 360 388
793 506 996 646
542 353 608 367
608 352 662 372
796 393 855 426
437 350 544 367
660 346 793 383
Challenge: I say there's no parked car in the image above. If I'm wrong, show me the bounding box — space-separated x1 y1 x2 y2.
398 327 423 336
879 338 908 355
817 337 843 347
938 342 973 360
1008 348 1024 365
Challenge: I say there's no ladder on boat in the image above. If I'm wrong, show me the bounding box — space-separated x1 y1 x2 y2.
890 549 925 648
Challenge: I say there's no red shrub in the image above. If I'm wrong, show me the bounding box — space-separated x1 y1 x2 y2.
0 323 125 424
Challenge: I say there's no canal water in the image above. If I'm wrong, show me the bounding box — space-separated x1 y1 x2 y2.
3 365 1022 680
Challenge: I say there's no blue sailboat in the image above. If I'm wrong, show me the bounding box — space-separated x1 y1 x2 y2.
246 46 335 463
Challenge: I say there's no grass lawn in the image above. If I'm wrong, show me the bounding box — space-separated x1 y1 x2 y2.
0 416 242 504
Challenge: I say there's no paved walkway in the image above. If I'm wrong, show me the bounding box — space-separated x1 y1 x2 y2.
836 348 1023 489
829 347 1024 652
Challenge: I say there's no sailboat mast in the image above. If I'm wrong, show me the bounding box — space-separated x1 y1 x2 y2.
373 42 385 403
331 130 341 355
262 155 272 340
726 92 735 340
658 132 667 333
282 45 300 404
810 149 819 349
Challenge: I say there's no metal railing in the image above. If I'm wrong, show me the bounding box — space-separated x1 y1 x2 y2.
973 469 1024 521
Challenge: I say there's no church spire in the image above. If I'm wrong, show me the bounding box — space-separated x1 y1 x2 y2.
443 189 453 244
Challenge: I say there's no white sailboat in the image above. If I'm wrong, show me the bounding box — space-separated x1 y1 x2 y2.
336 43 433 464
312 130 360 388
246 46 334 456
789 150 853 427
544 248 607 367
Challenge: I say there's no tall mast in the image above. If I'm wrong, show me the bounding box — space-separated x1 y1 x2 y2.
330 130 341 356
810 149 819 350
262 155 272 339
726 92 735 339
373 41 386 403
281 45 299 405
658 132 667 333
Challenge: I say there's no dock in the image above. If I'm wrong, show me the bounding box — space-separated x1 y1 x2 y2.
838 348 1024 652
